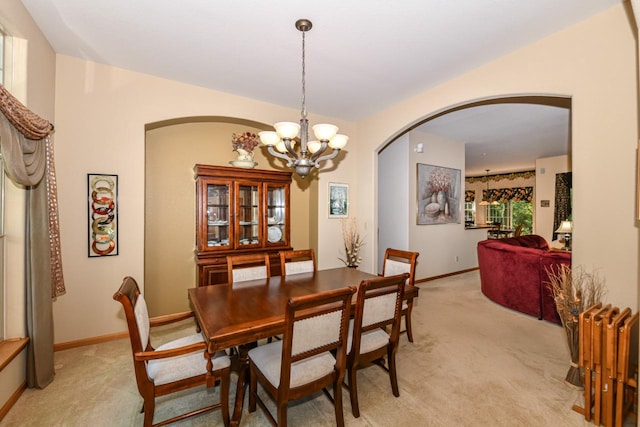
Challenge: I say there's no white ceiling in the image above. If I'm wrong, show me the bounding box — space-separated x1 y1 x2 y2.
20 0 617 173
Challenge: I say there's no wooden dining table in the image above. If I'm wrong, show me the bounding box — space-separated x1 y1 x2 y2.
188 267 419 426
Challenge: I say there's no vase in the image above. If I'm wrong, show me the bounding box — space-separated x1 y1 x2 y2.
436 190 446 211
229 148 257 169
236 148 253 162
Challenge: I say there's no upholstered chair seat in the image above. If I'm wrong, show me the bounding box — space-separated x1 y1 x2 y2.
248 340 337 388
148 334 230 385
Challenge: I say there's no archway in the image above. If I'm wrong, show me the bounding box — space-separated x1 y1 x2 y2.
377 95 571 276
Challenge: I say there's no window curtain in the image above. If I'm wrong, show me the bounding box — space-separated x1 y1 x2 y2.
553 172 572 240
483 187 533 203
0 84 65 389
465 190 475 202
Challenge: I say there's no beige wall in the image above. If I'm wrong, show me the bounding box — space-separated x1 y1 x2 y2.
52 55 357 343
145 120 310 316
357 4 638 308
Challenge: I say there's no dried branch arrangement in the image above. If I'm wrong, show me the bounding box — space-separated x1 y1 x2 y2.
338 217 363 268
546 264 607 388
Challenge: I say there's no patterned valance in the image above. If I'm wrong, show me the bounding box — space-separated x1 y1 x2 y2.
466 170 535 184
483 187 533 203
465 190 475 202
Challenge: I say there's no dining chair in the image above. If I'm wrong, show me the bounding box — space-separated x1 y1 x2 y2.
344 273 407 418
248 286 356 427
381 248 419 342
227 253 271 285
279 249 316 276
113 276 231 427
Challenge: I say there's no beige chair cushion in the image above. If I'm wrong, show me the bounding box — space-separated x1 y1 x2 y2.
134 296 151 348
249 340 336 388
233 266 268 283
347 320 390 354
362 293 397 327
285 260 315 275
291 311 341 356
384 259 410 279
147 334 230 385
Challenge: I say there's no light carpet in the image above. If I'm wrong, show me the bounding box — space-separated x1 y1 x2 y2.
3 271 625 426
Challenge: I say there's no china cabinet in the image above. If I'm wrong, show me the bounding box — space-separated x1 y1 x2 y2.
195 164 292 286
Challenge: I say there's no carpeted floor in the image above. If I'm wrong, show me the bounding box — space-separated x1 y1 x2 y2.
2 271 626 426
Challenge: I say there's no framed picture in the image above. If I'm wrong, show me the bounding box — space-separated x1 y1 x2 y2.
88 173 118 257
329 182 349 218
417 164 461 225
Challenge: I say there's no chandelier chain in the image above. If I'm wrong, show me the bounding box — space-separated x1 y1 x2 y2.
301 29 307 120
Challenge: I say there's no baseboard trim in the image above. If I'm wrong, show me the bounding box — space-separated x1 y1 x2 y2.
54 331 128 352
416 267 479 284
0 380 26 422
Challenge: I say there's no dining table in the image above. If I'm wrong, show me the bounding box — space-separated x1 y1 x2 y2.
188 266 419 426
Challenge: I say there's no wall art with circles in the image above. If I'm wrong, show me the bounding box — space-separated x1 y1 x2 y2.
88 173 118 257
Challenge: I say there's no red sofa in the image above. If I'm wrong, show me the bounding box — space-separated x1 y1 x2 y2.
477 235 571 324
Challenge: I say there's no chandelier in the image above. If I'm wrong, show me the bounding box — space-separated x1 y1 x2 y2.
259 19 348 178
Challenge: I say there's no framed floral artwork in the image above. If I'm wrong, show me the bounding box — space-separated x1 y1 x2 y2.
88 173 118 256
329 182 349 218
417 164 461 225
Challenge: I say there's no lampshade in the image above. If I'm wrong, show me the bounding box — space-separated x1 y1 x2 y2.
274 122 300 139
312 124 338 141
555 220 573 234
258 131 280 146
329 134 349 149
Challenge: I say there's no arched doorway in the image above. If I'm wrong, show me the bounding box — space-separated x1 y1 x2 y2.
377 95 571 277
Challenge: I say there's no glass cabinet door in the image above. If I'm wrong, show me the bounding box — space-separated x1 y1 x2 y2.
206 182 231 249
236 183 260 247
266 184 288 245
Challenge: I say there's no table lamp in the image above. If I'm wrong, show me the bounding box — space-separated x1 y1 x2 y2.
555 220 573 251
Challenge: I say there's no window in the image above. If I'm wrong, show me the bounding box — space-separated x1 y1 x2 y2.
487 203 509 227
486 200 533 234
464 201 475 224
